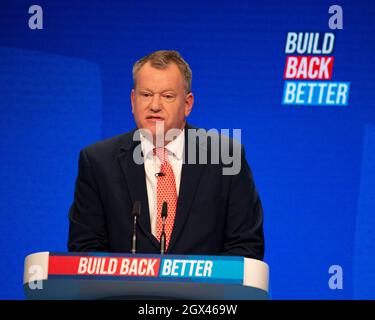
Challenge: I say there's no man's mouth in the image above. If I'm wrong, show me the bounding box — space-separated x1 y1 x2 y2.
146 116 164 121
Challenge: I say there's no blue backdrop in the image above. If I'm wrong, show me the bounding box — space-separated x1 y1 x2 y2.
0 0 374 299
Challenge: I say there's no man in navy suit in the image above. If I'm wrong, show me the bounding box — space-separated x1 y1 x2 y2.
68 50 264 260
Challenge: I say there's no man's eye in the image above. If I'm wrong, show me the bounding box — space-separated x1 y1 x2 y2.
163 94 175 100
141 92 151 97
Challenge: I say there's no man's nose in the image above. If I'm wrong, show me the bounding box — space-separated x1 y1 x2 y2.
150 93 162 112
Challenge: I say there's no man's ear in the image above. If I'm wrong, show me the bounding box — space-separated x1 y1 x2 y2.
184 92 194 117
131 89 135 113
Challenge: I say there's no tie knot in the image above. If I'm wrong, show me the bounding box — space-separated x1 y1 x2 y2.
154 147 169 164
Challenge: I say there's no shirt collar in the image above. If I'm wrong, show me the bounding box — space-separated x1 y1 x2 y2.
140 129 185 160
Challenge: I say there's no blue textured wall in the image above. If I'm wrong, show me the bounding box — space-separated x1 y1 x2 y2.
0 0 374 299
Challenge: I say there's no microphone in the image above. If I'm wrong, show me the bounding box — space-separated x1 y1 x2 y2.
160 201 168 254
155 172 166 177
131 201 141 254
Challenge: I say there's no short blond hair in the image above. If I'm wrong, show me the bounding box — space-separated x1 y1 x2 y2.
132 50 192 93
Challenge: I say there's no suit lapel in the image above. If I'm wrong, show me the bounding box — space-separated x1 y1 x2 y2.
117 130 160 250
168 124 205 252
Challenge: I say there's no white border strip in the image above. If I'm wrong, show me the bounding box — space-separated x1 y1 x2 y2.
243 258 269 292
23 252 49 284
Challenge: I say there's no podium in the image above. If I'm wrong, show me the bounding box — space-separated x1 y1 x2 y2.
24 252 269 300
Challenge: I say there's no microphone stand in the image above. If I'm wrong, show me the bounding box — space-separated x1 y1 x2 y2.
160 201 168 254
131 201 141 254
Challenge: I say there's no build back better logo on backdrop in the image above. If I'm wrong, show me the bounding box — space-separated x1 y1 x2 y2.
282 32 350 106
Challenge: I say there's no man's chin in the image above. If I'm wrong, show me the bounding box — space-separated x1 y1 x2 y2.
137 122 184 144
140 121 164 133
136 124 158 143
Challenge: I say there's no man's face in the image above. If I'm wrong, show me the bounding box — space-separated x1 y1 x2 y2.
131 61 194 143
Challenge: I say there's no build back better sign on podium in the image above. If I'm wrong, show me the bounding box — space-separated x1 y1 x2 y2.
24 252 269 300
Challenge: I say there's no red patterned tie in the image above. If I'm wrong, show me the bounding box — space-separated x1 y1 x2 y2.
155 147 177 250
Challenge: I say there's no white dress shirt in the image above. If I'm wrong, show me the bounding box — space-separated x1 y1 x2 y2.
140 129 184 238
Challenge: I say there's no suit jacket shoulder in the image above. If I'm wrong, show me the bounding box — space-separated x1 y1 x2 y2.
82 131 135 159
